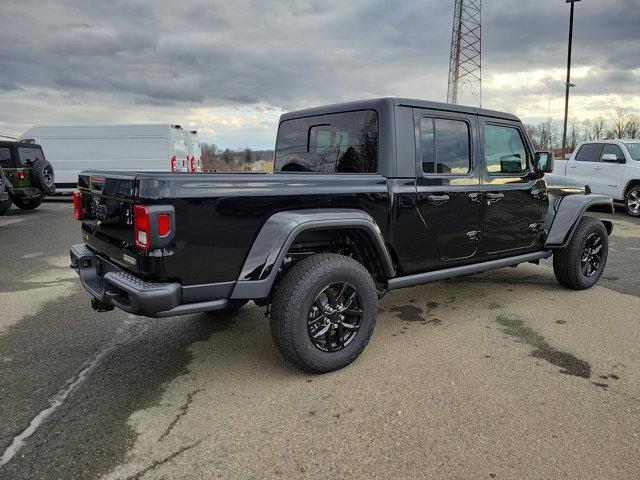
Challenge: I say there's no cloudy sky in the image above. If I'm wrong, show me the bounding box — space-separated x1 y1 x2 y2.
1 0 639 149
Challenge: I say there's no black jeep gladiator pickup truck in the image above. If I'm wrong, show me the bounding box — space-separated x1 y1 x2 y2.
70 98 614 373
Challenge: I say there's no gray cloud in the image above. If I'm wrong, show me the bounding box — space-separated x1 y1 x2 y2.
0 0 638 146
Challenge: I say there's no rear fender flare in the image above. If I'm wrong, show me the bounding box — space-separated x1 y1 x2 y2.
230 209 395 299
545 194 614 248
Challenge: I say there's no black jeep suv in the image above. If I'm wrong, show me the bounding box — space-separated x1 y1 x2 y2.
0 141 55 215
70 98 613 373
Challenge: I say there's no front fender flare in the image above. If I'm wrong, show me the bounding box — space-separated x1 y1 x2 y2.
230 209 394 299
545 194 614 248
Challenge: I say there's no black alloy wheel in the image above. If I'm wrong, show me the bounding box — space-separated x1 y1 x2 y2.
580 232 603 278
307 282 362 352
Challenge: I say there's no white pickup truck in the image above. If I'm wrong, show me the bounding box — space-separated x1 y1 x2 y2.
554 140 640 217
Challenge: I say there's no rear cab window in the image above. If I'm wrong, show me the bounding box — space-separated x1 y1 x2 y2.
274 110 378 173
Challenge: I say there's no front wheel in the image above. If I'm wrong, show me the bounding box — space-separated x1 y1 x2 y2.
625 186 640 217
270 253 378 373
553 217 608 290
13 196 44 210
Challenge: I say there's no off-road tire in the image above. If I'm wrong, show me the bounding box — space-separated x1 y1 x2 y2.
0 198 11 216
553 217 608 290
13 196 44 210
270 253 378 373
31 159 55 194
206 299 248 316
625 185 640 217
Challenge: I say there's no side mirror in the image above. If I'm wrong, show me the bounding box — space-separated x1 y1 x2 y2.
601 153 625 163
533 151 554 174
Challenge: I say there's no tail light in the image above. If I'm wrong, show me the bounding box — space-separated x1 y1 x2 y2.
72 191 83 220
134 205 175 250
157 214 170 236
190 156 196 172
134 205 150 249
170 155 177 172
15 170 26 180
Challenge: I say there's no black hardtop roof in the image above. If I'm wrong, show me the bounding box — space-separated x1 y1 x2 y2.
279 97 520 123
0 140 43 149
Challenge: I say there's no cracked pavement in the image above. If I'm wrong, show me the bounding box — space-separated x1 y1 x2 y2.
0 201 639 479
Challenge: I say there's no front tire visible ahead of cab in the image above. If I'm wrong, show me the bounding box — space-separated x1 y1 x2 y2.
270 253 378 374
553 217 608 290
13 196 44 210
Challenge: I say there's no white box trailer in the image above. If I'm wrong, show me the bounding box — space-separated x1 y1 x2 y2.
18 124 196 193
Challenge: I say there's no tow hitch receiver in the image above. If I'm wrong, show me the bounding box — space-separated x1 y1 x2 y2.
91 297 114 312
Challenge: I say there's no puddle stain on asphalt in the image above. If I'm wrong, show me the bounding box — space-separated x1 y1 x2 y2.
495 316 592 380
391 305 426 322
390 301 440 323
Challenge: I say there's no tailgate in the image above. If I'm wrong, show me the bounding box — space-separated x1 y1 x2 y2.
78 172 139 270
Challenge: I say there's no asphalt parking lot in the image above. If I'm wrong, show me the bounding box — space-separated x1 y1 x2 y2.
0 201 639 479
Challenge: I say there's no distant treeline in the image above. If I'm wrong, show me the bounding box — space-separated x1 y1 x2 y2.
201 143 274 172
525 107 640 156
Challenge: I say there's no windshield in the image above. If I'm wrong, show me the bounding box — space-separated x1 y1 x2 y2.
625 142 640 161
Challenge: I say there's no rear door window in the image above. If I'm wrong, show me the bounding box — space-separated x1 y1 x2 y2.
274 110 378 173
575 143 603 162
418 117 471 175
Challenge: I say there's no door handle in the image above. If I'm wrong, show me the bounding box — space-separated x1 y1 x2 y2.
468 192 482 203
594 167 602 171
426 194 450 204
569 165 577 168
485 192 504 205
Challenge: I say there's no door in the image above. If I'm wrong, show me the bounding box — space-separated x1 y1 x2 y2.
413 110 482 264
480 121 541 254
568 143 603 186
590 143 627 198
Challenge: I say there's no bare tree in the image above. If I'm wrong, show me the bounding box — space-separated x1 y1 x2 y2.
568 118 581 151
625 115 640 139
583 117 607 140
610 107 630 139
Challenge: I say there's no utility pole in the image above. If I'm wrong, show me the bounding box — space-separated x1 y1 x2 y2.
561 0 581 158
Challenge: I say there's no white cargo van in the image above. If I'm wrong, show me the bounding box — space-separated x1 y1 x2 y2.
18 124 192 192
188 130 203 172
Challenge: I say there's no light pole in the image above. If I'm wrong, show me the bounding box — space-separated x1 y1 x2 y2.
561 0 581 159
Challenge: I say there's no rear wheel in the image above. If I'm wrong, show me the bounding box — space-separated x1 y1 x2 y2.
625 186 640 217
13 196 44 210
270 253 378 373
553 217 608 290
0 198 11 216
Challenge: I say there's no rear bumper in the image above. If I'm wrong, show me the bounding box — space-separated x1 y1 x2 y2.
10 187 45 199
70 243 231 318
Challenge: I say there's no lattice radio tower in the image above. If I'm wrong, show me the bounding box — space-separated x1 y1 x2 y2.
446 0 482 106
